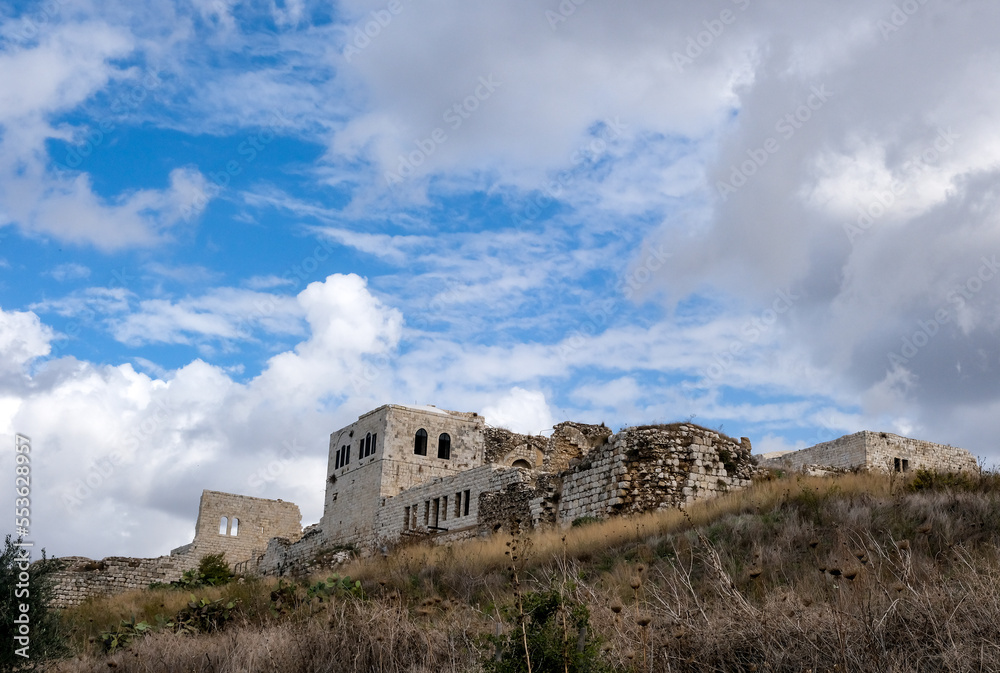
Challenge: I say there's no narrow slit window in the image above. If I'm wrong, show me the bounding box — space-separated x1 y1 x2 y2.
404 506 410 530
365 432 372 457
441 495 448 521
455 492 462 517
372 433 377 455
438 433 451 460
463 490 471 517
424 500 430 526
414 429 428 456
433 498 440 527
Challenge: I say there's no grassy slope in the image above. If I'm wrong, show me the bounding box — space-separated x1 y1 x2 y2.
48 471 1000 672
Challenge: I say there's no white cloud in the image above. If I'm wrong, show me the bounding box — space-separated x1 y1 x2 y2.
482 388 555 436
47 263 91 282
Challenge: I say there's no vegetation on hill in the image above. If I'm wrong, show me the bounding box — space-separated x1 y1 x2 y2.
36 469 1000 672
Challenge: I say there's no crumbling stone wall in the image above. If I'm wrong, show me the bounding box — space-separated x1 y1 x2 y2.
556 424 755 523
45 555 199 608
760 431 978 474
484 422 611 472
171 490 302 566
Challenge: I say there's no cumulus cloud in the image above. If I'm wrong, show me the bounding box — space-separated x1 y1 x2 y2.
0 274 404 558
482 388 555 435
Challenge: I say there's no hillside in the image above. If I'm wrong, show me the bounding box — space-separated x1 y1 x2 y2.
32 470 1000 672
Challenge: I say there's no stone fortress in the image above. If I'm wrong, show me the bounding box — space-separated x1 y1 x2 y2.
46 404 978 606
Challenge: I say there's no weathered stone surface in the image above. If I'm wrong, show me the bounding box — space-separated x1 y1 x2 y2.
759 431 977 474
45 403 976 606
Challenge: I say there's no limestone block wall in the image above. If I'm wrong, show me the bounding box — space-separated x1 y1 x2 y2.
174 490 302 566
863 431 978 472
483 422 612 472
321 460 385 549
373 464 529 543
759 433 867 472
256 524 332 576
46 554 200 608
557 424 755 523
759 431 978 474
322 406 486 533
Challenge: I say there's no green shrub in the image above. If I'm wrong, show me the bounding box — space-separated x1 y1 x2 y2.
571 516 601 528
484 589 611 673
0 535 68 670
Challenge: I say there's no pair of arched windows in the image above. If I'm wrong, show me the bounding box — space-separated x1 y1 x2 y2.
218 516 239 536
414 429 451 459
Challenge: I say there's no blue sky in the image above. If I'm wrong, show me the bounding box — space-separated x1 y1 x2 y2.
2 0 1000 558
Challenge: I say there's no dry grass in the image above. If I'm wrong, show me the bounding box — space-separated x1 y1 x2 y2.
50 471 1000 673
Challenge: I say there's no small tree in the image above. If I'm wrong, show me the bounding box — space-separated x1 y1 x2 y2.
1 535 67 670
485 589 611 673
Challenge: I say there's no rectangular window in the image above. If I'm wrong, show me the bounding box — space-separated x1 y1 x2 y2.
441 495 448 521
335 450 340 470
372 433 378 456
424 501 430 526
404 506 410 530
433 498 440 528
463 490 471 517
902 458 909 472
455 492 462 517
894 457 901 472
345 445 350 465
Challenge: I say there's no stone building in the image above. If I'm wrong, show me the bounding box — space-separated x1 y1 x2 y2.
758 430 978 474
44 404 979 603
257 407 757 575
169 490 303 569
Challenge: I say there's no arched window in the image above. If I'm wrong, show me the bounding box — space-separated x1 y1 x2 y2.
365 432 372 457
438 433 451 460
219 516 228 535
231 517 239 536
414 429 428 456
512 459 532 469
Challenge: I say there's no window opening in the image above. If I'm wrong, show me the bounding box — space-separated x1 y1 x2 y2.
414 429 428 455
438 433 451 459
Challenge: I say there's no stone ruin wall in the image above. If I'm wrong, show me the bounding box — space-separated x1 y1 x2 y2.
175 490 303 565
864 431 979 473
475 424 756 532
47 490 302 607
484 422 612 473
759 431 978 474
555 424 755 523
759 433 868 472
45 555 200 609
